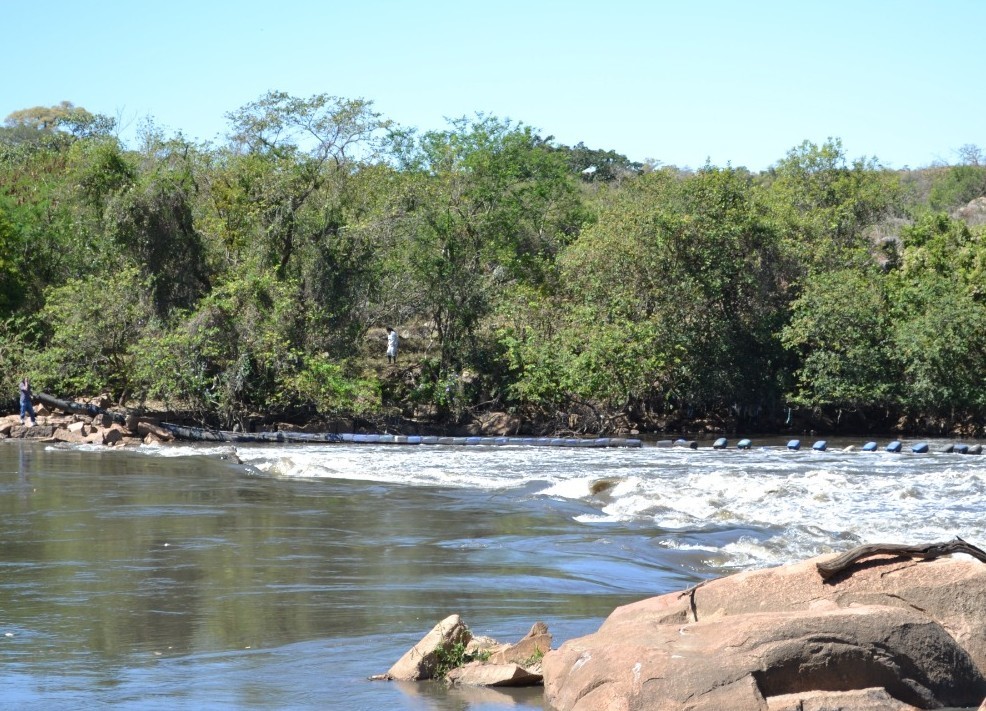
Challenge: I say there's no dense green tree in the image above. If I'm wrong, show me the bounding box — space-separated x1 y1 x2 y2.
0 205 25 316
764 138 904 272
553 141 643 182
885 213 986 412
33 267 157 400
506 165 786 420
103 136 210 318
927 164 986 212
391 114 581 372
889 276 986 412
781 268 894 408
222 91 389 276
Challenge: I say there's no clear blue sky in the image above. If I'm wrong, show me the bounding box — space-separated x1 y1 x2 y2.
4 0 984 171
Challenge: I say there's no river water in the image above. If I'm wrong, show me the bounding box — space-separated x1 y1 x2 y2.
2 436 985 710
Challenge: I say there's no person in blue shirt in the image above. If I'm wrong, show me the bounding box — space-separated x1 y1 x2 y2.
19 377 37 427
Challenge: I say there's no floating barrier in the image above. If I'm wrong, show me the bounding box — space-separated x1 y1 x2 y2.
84 422 986 456
159 423 642 448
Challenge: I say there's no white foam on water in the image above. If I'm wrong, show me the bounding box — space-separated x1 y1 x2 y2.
136 440 986 571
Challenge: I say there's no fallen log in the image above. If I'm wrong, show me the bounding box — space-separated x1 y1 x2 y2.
36 392 126 424
817 537 986 580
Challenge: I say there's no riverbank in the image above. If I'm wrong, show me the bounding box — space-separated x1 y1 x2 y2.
5 391 985 453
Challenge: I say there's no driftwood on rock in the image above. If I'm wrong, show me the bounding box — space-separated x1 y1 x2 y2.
816 537 986 580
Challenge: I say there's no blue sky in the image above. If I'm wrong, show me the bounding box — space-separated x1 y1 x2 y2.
4 0 984 171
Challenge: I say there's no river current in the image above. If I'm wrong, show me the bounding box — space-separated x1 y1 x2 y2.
2 436 984 709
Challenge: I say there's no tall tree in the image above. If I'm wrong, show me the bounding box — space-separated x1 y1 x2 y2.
764 138 903 272
222 91 389 276
391 114 581 371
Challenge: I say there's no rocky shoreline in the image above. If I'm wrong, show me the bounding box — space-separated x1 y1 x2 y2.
1 399 175 446
5 391 985 445
384 546 986 711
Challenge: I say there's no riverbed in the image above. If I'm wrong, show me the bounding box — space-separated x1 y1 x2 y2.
2 437 984 709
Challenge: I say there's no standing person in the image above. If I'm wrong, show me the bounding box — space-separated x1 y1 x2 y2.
385 326 399 365
19 377 37 427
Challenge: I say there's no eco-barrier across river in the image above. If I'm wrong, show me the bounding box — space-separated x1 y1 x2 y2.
160 422 643 448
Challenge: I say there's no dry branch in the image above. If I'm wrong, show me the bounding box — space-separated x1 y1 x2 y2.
816 537 986 580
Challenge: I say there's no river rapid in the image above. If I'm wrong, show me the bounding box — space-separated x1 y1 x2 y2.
2 436 984 709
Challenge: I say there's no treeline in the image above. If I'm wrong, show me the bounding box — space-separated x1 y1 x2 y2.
2 96 985 436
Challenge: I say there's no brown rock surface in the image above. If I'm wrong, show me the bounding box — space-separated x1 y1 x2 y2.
543 555 986 710
767 687 922 711
445 662 542 687
487 621 551 666
385 614 471 681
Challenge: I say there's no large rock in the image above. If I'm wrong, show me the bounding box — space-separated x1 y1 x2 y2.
487 621 551 666
385 614 471 681
543 555 986 710
767 687 922 711
137 419 174 441
468 411 522 436
445 662 542 687
52 428 86 444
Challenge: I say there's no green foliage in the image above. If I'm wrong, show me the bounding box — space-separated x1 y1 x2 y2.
1 93 983 430
889 279 986 411
781 269 894 407
764 138 904 271
0 205 25 316
432 640 491 678
521 165 786 413
554 140 644 182
392 114 582 372
103 137 210 317
167 269 300 425
897 212 985 295
35 267 157 399
0 315 41 400
67 138 136 208
928 164 986 211
280 354 380 416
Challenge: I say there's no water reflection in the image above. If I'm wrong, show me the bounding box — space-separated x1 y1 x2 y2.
11 437 976 708
0 442 656 709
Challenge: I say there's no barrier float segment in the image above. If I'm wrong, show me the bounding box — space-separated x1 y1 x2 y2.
159 423 642 448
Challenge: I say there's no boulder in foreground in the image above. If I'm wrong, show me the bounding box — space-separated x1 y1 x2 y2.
543 551 986 710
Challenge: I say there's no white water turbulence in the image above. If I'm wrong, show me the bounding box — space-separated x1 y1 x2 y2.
143 440 986 573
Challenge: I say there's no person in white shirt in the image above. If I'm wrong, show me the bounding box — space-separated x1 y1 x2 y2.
385 327 399 365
